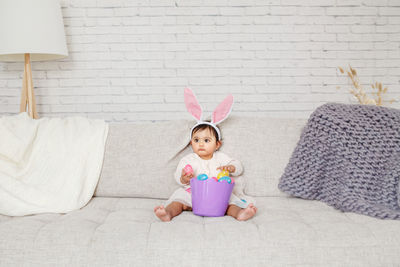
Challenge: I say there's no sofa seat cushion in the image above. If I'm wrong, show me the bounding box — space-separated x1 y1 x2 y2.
1 197 399 266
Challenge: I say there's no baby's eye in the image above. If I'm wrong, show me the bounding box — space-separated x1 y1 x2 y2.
204 139 210 143
194 138 199 143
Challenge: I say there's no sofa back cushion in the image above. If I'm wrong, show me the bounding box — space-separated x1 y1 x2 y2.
218 116 306 197
94 120 192 199
94 116 306 198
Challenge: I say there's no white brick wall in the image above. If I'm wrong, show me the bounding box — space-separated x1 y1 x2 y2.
0 0 399 122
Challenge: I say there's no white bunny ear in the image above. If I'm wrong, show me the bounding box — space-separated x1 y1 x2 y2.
184 88 202 121
212 94 233 125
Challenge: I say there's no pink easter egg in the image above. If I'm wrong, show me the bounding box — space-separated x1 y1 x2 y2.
211 177 219 182
184 164 193 175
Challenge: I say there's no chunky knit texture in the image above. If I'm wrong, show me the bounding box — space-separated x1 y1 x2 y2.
279 103 400 220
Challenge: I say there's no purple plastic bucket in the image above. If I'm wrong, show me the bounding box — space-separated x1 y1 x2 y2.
190 178 234 217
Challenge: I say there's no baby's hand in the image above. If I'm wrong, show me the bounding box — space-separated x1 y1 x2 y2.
217 165 236 174
180 169 194 185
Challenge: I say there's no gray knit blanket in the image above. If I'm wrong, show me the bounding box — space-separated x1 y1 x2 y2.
278 103 400 220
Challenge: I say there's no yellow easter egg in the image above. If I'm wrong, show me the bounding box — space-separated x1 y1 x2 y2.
217 170 229 179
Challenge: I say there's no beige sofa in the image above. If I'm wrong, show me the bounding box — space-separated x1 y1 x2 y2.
1 116 399 266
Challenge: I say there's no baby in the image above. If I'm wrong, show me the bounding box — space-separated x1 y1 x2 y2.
154 88 257 222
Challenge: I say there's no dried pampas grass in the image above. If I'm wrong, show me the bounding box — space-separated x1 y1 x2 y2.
338 65 395 106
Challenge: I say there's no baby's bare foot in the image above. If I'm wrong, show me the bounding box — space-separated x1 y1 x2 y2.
236 203 257 221
154 205 171 222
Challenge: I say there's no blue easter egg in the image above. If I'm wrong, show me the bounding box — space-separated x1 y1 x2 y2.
218 176 231 183
197 174 208 181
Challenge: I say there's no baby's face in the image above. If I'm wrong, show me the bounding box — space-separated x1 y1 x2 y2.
190 128 221 160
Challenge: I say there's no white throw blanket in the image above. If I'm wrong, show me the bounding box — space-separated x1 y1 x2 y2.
0 113 109 216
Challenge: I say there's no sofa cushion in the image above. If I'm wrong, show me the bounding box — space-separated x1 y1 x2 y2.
95 116 306 198
1 196 400 266
95 120 193 199
217 116 307 197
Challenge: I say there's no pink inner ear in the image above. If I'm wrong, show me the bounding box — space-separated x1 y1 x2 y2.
184 88 202 121
212 95 233 124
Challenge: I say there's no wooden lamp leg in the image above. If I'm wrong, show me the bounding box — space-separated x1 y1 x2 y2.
22 53 39 119
20 63 28 113
32 86 38 118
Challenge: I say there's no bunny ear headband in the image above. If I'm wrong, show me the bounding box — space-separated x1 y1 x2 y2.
184 88 233 141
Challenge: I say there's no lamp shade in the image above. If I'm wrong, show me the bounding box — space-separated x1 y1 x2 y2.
0 0 68 61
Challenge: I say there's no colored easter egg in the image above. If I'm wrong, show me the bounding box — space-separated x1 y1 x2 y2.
184 164 193 175
211 177 219 182
218 176 231 183
230 177 235 184
197 174 208 181
217 170 229 179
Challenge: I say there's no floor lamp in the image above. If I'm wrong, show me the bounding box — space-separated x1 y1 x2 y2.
0 0 68 119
